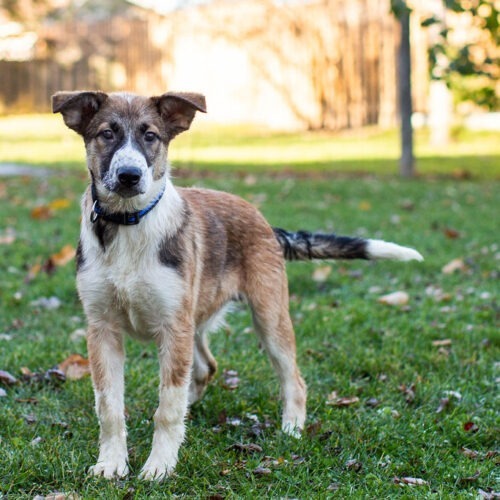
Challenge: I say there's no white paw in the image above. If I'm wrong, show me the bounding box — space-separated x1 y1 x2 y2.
282 422 302 439
89 460 129 479
139 461 175 482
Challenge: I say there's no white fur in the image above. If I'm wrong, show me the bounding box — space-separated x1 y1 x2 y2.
366 239 424 262
139 385 189 481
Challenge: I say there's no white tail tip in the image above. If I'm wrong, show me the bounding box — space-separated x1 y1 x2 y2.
366 239 424 262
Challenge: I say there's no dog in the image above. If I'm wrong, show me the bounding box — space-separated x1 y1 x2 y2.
52 90 423 481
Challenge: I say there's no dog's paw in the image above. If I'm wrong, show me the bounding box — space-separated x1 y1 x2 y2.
138 461 175 482
89 461 129 479
282 422 302 439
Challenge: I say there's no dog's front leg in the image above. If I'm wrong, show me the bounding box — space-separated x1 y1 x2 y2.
87 324 129 479
139 319 194 481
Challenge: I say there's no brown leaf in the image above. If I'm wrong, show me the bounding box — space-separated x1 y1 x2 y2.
0 370 18 385
58 354 90 380
345 459 362 471
253 466 272 475
398 383 416 404
228 442 263 454
327 394 360 407
463 421 479 433
460 470 480 483
461 447 479 459
31 205 53 220
50 245 76 267
443 227 461 239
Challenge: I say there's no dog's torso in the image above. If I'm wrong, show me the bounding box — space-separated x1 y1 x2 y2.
77 180 284 342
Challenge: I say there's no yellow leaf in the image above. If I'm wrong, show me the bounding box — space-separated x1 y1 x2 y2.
378 291 409 306
58 354 90 380
48 198 71 210
312 265 332 283
51 245 76 267
358 201 372 211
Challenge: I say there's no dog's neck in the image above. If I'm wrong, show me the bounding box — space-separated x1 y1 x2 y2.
90 183 166 226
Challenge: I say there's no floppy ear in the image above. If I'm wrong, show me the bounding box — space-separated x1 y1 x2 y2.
151 92 206 139
52 91 108 135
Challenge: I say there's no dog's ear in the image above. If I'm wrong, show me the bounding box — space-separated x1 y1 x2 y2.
52 91 108 135
152 92 206 139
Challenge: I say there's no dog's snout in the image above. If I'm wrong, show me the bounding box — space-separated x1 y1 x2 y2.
117 167 142 187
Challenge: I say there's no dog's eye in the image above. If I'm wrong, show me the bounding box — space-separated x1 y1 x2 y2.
144 131 157 143
101 129 114 140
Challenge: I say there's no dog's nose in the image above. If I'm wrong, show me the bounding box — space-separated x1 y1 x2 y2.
117 167 142 187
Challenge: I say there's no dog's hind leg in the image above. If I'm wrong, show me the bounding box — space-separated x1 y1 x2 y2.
246 264 307 438
188 329 218 405
86 324 129 479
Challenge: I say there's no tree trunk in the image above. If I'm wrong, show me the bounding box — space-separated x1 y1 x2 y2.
397 5 415 178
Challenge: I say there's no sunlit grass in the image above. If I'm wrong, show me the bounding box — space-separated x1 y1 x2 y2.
1 114 499 177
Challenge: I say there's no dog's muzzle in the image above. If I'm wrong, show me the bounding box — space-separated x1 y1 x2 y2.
117 166 142 187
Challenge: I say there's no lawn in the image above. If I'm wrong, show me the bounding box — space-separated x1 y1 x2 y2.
0 117 499 498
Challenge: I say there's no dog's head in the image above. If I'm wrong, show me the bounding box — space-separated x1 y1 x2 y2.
52 91 206 201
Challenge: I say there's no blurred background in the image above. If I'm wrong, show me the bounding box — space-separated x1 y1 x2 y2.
0 0 498 177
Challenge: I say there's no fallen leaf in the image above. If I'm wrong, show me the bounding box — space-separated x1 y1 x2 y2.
436 397 450 413
432 339 452 347
312 265 332 283
48 198 71 210
326 394 360 407
253 466 272 475
460 470 480 483
463 421 479 433
0 334 13 341
378 291 409 306
461 447 479 459
20 367 34 376
50 245 76 267
358 201 372 211
366 397 381 408
0 388 7 397
30 296 62 310
394 477 429 486
58 354 90 380
443 227 461 239
25 263 42 282
0 370 18 385
478 488 500 499
345 459 362 471
24 414 37 424
228 442 263 454
327 483 341 491
442 258 466 274
31 205 53 220
222 369 240 390
443 390 462 400
398 383 416 404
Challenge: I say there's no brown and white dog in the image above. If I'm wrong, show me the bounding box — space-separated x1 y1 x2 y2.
52 90 423 481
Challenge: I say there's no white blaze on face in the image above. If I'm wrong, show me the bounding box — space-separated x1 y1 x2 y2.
107 136 151 194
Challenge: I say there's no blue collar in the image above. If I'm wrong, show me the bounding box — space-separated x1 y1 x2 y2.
90 184 165 225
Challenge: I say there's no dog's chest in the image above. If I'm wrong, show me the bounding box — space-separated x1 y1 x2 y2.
79 228 184 337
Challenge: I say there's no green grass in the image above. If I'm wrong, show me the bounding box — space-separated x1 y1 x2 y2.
0 114 499 178
0 118 499 497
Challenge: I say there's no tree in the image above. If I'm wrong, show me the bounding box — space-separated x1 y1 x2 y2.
391 0 415 178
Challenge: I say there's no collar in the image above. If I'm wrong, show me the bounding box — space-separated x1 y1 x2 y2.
90 183 165 225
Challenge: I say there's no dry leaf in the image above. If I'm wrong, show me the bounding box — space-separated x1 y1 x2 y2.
222 369 240 390
463 421 479 433
0 388 7 397
31 205 53 220
442 258 466 274
345 459 362 471
478 488 500 499
326 392 360 407
436 397 450 413
253 466 272 475
48 198 71 210
461 447 479 459
229 442 263 454
460 470 480 483
58 354 90 380
378 291 409 306
443 227 461 239
394 477 429 486
398 383 416 403
312 265 332 283
50 245 76 267
432 339 452 347
0 370 18 385
0 229 16 245
358 201 372 211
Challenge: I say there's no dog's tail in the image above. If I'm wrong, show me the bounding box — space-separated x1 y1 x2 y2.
273 228 423 262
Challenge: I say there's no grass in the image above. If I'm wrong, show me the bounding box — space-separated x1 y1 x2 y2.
0 117 499 498
0 114 499 178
